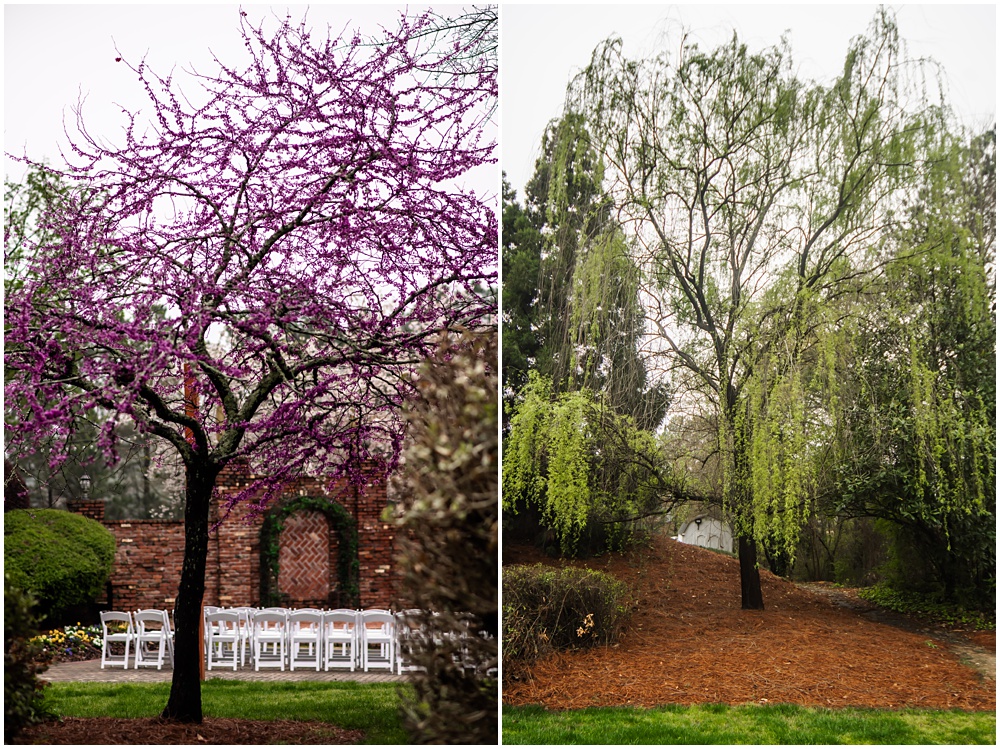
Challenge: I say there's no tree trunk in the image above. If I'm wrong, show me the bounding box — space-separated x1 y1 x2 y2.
738 535 765 610
161 462 218 723
142 438 152 509
727 396 765 611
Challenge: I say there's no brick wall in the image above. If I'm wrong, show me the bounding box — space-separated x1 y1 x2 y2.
66 499 106 522
354 479 396 606
104 520 187 612
209 469 259 610
71 466 398 612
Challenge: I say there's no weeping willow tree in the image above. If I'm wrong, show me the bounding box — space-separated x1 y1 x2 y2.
569 9 947 607
503 372 678 556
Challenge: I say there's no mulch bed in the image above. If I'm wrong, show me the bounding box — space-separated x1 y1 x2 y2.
503 536 996 712
14 717 365 745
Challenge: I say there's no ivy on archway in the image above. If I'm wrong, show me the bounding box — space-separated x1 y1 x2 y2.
259 495 360 608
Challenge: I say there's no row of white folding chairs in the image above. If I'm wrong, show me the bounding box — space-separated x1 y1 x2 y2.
393 610 497 675
99 609 174 669
202 607 398 673
100 606 482 674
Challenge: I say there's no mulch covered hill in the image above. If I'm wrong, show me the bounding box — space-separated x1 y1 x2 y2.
503 536 995 711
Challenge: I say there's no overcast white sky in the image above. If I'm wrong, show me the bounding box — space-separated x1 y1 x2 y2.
3 3 996 204
3 4 467 181
501 3 997 198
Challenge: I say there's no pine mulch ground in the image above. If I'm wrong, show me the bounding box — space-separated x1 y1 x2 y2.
503 536 995 712
14 717 364 745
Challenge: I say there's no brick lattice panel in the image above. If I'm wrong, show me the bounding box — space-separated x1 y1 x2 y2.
278 510 330 604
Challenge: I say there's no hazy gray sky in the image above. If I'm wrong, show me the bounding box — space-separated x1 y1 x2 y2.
3 4 463 179
501 3 997 198
4 3 995 204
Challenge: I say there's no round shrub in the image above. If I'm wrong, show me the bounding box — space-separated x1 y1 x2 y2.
4 509 116 620
502 564 631 681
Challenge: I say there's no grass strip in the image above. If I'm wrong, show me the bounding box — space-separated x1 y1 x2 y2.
43 680 410 744
503 703 996 745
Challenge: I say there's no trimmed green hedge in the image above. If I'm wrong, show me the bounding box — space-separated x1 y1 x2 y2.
4 509 116 619
503 564 631 680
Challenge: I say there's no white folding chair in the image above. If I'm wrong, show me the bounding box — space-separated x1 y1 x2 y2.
288 610 323 671
201 605 219 660
100 611 134 669
164 608 176 661
395 609 425 674
252 610 287 671
453 612 482 672
134 609 174 669
360 609 395 673
205 610 241 671
323 610 359 671
235 607 256 667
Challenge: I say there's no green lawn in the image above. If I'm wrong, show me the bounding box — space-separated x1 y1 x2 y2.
44 680 410 744
503 703 997 745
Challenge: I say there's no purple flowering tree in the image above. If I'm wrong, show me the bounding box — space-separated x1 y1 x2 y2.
5 10 496 722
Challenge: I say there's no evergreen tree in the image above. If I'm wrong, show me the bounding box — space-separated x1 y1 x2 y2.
501 175 543 426
504 114 670 430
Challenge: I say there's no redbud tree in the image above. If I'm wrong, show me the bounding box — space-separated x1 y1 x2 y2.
4 9 496 722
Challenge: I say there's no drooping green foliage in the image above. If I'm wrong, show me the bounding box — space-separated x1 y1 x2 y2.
503 372 677 556
4 574 55 743
3 509 116 620
502 115 674 556
390 329 498 745
736 283 850 575
502 116 671 432
826 127 996 607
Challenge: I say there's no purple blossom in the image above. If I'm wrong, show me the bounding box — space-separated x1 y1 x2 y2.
6 11 497 493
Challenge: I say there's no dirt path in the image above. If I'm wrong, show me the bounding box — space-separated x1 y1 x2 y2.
503 536 995 711
797 582 995 683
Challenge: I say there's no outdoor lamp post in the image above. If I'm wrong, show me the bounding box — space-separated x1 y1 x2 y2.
80 473 92 499
695 517 702 528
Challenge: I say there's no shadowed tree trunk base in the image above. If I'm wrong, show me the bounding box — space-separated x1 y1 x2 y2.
738 535 765 610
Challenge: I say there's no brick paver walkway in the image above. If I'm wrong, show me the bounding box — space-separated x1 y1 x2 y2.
45 659 407 683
